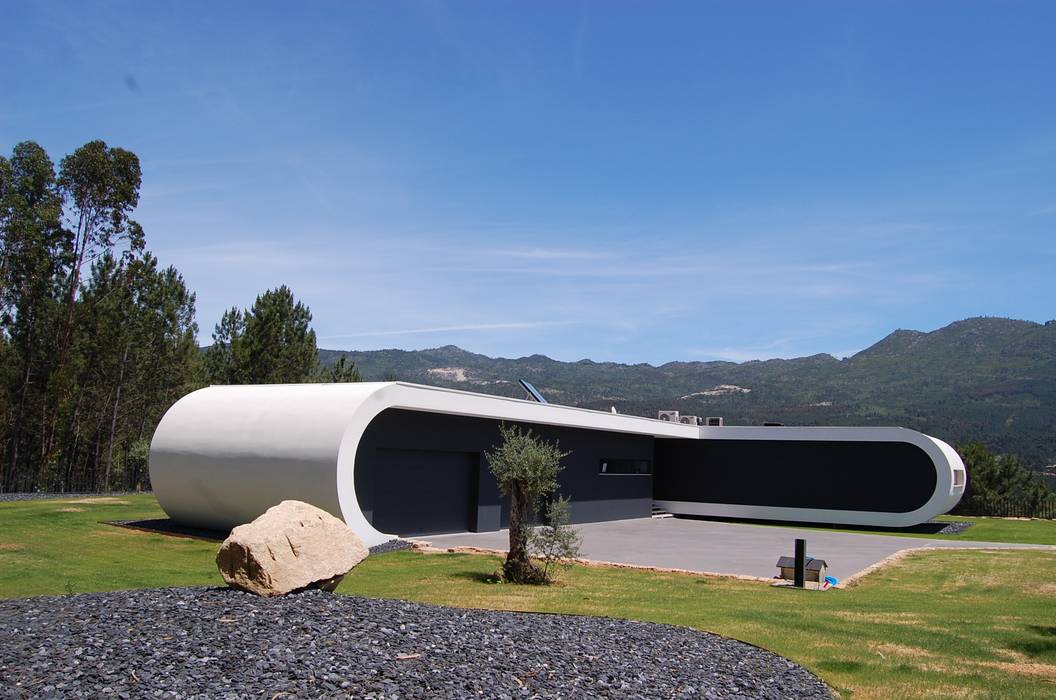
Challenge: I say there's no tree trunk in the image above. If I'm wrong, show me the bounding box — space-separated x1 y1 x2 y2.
8 353 32 492
64 413 81 492
61 390 86 492
54 211 88 374
43 214 89 466
35 422 49 490
92 425 103 492
104 343 129 491
503 481 543 583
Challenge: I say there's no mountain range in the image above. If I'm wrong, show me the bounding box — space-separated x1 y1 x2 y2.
320 317 1056 469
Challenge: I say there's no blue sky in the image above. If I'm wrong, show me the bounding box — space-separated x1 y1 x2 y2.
3 2 1054 364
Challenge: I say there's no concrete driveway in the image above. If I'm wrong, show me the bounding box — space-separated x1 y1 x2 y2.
420 517 1053 582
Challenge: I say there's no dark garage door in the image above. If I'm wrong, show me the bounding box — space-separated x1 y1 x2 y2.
372 448 477 536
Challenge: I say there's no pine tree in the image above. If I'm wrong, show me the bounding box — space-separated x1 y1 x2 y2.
206 286 318 385
64 253 198 491
241 286 317 383
314 355 362 383
205 307 245 385
956 442 1056 516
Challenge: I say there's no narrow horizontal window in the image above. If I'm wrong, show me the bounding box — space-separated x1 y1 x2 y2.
599 459 652 475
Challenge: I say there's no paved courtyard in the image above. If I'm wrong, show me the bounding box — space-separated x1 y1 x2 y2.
421 517 1053 582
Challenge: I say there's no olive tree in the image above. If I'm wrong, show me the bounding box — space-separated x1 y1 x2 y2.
485 423 569 583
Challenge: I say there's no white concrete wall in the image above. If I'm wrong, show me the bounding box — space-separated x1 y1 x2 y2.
151 381 965 543
150 382 697 545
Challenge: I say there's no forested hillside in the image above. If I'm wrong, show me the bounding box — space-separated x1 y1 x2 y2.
324 317 1056 468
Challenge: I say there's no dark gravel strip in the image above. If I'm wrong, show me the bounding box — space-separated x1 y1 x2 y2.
928 520 973 536
369 539 414 555
0 587 832 699
0 492 149 503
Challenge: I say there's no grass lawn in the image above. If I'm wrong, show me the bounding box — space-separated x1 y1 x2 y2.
342 550 1056 700
0 494 221 596
735 514 1056 546
2 495 1055 699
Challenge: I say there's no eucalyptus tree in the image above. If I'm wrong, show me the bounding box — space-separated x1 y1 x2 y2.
0 139 198 492
0 142 65 491
54 140 144 368
36 141 146 478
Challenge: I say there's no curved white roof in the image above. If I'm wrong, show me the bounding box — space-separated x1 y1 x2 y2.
150 382 698 545
150 381 965 544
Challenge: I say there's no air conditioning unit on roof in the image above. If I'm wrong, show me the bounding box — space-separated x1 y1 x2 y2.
657 410 679 422
705 416 724 427
679 415 700 426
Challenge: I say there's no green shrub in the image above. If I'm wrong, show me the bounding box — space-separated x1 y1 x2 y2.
530 495 582 582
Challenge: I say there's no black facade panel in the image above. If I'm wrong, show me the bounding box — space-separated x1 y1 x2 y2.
654 438 936 513
372 449 476 535
355 408 654 535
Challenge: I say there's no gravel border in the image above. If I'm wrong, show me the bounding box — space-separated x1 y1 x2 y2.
0 492 149 503
928 520 973 536
368 539 414 555
0 587 833 699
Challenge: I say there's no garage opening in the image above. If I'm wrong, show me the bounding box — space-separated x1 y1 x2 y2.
371 448 478 536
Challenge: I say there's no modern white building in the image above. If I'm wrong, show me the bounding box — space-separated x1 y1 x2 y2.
149 382 966 546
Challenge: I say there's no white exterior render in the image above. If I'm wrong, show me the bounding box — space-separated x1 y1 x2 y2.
150 381 966 545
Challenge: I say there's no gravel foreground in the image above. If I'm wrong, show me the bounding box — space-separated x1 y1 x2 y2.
0 587 833 699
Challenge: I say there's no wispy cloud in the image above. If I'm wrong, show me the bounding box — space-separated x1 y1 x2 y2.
162 241 337 270
1029 203 1056 217
687 337 798 363
484 247 615 260
157 216 963 363
320 320 575 339
686 342 862 363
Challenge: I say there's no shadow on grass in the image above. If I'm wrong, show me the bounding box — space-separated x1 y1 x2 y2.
817 660 866 674
452 571 503 584
1010 630 1056 660
106 519 227 541
1027 625 1056 637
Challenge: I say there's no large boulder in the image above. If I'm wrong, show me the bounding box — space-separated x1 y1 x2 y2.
216 500 368 597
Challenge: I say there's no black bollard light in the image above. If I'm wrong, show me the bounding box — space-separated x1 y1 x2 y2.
794 538 806 588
